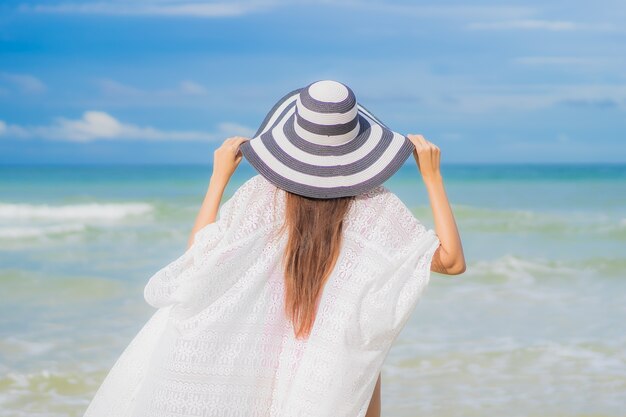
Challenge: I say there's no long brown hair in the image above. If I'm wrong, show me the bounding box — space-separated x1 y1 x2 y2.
279 191 355 340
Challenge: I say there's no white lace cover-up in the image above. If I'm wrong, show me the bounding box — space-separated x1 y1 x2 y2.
84 174 440 417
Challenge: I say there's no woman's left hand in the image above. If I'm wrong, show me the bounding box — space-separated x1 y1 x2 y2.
212 136 249 183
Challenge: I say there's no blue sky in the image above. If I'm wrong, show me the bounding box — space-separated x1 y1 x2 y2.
0 0 625 164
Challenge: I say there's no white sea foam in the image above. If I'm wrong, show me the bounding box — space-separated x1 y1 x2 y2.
0 202 153 221
0 337 55 357
0 223 86 238
423 254 604 306
466 254 583 285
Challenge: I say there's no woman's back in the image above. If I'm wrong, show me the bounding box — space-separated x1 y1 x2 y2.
85 174 440 417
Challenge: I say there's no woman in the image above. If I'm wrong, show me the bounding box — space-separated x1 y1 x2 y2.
84 80 465 417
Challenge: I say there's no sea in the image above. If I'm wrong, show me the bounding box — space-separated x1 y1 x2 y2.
0 163 624 417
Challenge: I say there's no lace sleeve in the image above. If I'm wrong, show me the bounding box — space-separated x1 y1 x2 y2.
143 175 262 308
353 189 441 349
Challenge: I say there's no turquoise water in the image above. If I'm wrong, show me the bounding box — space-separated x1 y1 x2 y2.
0 163 625 416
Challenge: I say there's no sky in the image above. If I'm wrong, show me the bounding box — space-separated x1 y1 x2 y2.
0 0 625 164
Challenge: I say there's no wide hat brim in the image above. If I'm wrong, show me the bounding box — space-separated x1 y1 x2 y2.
240 87 414 199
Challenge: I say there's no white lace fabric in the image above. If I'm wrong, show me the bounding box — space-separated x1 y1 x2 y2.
84 174 440 417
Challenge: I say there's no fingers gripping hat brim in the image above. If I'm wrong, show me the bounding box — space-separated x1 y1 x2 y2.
239 87 414 199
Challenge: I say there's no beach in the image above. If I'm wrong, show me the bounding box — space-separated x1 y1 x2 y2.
0 163 624 417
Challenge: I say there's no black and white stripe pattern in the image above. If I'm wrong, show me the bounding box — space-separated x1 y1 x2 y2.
240 80 414 199
294 83 360 144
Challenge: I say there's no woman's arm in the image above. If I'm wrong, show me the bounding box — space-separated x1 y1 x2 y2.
425 173 465 275
407 134 466 275
187 136 249 249
186 175 228 249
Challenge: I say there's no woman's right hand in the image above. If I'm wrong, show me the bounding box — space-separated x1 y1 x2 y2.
407 134 441 182
212 136 249 184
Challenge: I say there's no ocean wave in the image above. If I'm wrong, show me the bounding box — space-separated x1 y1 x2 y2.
0 202 155 241
0 367 103 416
466 254 583 285
435 204 626 239
436 254 624 289
381 337 626 414
0 202 153 221
389 337 626 377
424 254 626 310
0 270 128 303
2 339 623 417
0 337 55 357
0 223 86 239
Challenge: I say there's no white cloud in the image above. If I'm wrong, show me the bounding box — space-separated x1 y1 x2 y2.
178 80 208 95
0 72 47 93
216 122 256 137
18 1 275 17
0 111 255 142
18 1 534 20
95 78 209 97
467 19 616 31
434 83 626 113
440 132 463 141
557 133 570 143
315 1 535 20
97 79 143 96
0 121 29 138
347 61 626 114
510 56 624 74
512 56 595 66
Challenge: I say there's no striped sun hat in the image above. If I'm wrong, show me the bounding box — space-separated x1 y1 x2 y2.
239 79 415 199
